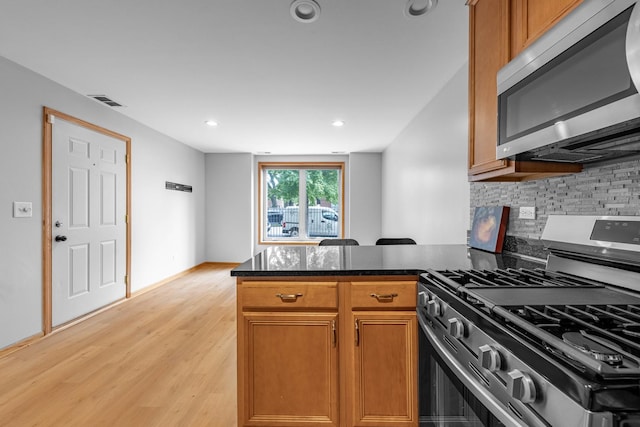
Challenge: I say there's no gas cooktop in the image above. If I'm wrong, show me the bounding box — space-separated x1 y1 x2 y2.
431 268 640 378
418 216 640 427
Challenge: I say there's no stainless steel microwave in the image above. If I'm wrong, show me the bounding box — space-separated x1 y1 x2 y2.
497 0 640 163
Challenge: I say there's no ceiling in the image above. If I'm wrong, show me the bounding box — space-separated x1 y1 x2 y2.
0 0 468 155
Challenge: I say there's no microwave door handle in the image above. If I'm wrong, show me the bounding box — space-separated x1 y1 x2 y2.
626 1 640 93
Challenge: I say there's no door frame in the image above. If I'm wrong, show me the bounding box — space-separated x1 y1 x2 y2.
42 107 131 334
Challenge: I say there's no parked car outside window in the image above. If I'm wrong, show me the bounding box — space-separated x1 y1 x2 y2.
281 206 339 237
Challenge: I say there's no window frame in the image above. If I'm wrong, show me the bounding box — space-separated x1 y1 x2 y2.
258 161 345 245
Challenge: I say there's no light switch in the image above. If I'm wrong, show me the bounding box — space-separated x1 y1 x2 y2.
13 202 33 218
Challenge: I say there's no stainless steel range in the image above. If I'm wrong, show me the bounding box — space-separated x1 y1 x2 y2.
417 215 640 427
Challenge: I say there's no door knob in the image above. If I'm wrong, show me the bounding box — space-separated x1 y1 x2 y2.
55 235 67 242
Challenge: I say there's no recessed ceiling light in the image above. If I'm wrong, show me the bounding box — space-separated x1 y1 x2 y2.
405 0 437 18
332 120 345 127
290 0 321 23
205 120 218 127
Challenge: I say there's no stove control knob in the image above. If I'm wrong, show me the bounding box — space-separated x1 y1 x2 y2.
418 291 429 306
478 345 501 372
447 318 465 339
426 299 442 317
507 370 537 404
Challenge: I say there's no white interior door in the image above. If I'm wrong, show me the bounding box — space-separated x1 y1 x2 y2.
51 117 127 327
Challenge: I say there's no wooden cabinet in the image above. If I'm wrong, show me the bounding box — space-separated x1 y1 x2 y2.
346 281 418 427
467 0 583 182
510 0 583 57
241 312 339 426
237 277 418 427
350 313 417 426
468 0 511 179
238 281 339 426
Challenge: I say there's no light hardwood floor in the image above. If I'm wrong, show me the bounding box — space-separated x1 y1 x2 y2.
0 264 238 426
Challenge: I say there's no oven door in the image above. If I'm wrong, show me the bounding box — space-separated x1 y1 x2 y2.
418 310 521 427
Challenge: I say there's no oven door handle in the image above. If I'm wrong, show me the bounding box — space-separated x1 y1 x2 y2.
418 314 530 427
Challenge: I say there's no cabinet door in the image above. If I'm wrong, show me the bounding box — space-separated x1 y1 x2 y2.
468 0 511 175
350 312 418 426
511 0 583 57
240 312 339 426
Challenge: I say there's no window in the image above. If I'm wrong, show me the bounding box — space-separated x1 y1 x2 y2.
259 162 344 243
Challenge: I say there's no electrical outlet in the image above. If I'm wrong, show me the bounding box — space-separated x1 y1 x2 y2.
13 201 33 218
518 206 536 220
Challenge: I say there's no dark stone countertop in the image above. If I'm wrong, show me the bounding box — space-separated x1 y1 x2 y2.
231 244 546 277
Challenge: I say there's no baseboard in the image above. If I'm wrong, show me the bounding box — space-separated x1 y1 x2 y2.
129 262 239 297
131 264 199 297
0 332 44 359
201 261 242 268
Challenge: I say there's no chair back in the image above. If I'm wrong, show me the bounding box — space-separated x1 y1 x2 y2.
319 238 359 246
375 238 416 245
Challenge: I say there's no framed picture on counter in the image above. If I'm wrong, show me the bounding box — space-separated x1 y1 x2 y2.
469 206 510 253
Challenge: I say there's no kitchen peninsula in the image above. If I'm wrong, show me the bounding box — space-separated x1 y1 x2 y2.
231 244 542 426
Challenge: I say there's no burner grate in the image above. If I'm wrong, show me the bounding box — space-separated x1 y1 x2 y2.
500 303 640 375
440 268 605 289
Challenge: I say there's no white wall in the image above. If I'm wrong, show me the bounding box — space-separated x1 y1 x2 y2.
349 153 382 245
131 137 206 292
381 64 470 244
0 56 206 349
205 153 254 263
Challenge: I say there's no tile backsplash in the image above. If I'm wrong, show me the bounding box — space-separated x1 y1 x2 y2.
470 158 640 240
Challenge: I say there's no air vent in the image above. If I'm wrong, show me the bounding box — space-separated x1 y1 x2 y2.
88 95 125 108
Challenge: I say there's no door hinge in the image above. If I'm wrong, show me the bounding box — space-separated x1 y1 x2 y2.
125 154 129 164
124 275 128 285
125 214 128 224
47 114 55 124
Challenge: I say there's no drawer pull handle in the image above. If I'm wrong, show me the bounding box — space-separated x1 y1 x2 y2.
370 293 398 303
276 293 303 302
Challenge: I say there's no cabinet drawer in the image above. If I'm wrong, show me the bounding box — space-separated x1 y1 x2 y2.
241 282 338 309
351 281 416 309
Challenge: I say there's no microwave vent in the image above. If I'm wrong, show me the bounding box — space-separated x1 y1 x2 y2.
533 151 604 163
523 118 640 163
